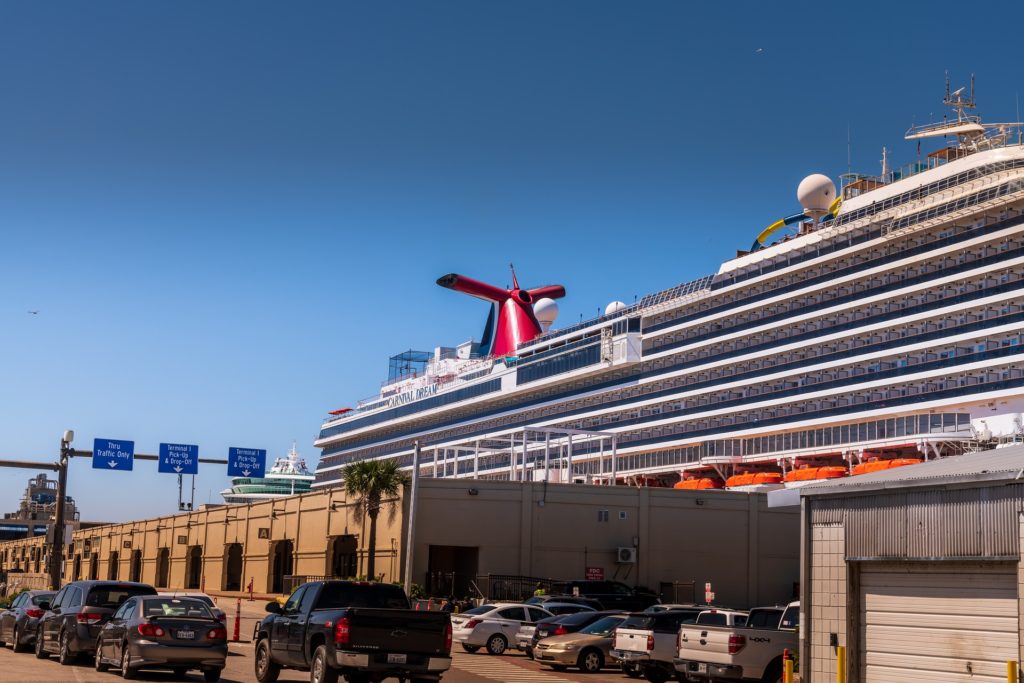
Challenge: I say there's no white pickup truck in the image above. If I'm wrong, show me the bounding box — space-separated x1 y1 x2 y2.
674 601 799 683
611 608 703 683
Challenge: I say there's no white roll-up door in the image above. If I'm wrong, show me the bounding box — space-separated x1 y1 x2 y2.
860 563 1019 682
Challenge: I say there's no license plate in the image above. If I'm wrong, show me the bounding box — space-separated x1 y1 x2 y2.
176 630 195 640
387 653 407 664
696 663 708 674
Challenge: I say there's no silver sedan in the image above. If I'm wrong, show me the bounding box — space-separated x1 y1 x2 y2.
0 590 55 652
94 595 227 681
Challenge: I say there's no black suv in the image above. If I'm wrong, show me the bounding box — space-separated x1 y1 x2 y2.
550 580 659 612
35 580 157 664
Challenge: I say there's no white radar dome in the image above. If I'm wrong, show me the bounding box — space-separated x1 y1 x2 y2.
797 173 836 218
605 301 627 316
533 297 559 332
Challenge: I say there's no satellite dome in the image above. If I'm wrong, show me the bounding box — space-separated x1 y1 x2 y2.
533 298 559 331
605 301 627 316
797 173 836 218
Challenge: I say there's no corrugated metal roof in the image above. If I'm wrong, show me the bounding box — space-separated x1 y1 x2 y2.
798 444 1024 498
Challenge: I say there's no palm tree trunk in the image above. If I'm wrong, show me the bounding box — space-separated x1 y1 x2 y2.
366 507 378 580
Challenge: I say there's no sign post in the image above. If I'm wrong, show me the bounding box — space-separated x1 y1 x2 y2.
228 447 266 478
92 439 134 471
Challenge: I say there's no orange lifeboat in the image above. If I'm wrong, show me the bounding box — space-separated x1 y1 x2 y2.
674 477 723 490
852 458 923 476
725 472 784 488
784 466 848 483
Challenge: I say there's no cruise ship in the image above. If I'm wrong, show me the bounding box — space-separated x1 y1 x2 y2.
220 445 315 503
314 81 1024 491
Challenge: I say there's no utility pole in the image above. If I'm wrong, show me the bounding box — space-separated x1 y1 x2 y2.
403 441 421 597
50 430 74 590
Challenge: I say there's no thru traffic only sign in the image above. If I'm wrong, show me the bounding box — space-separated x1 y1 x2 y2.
158 443 198 475
93 439 134 471
228 447 266 478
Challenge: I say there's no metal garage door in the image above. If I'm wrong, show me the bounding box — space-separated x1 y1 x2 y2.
860 563 1019 682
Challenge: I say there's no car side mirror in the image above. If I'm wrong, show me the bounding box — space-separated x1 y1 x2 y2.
38 601 50 611
265 601 282 614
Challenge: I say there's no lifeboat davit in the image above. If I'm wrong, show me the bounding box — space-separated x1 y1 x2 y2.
784 466 849 483
725 472 784 488
851 458 924 476
674 477 723 490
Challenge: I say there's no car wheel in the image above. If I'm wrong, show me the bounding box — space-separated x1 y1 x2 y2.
121 645 138 679
34 628 48 659
644 667 669 683
12 626 26 653
760 663 783 683
95 643 110 672
203 669 222 682
485 634 507 655
172 667 187 678
622 664 643 678
577 648 604 673
461 644 480 653
58 629 74 665
311 644 339 683
525 646 534 660
254 638 281 683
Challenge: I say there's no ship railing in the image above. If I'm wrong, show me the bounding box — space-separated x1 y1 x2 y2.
350 357 500 413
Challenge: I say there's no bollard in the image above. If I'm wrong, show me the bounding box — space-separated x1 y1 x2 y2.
248 577 254 602
836 645 846 683
783 648 794 683
232 598 241 642
427 598 434 611
415 601 420 611
201 575 206 593
1009 661 1019 683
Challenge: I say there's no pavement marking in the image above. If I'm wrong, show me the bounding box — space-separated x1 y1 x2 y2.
452 651 578 682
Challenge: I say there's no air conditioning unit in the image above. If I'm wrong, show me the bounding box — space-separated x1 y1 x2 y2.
616 547 637 564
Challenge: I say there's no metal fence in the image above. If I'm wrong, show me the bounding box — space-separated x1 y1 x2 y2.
659 581 696 604
281 574 384 594
472 574 553 602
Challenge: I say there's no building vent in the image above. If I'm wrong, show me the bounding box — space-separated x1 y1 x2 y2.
616 547 637 564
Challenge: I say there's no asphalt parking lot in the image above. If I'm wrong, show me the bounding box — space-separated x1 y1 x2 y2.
0 637 640 683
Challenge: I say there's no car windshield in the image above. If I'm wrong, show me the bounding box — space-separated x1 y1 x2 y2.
86 586 154 609
746 609 783 629
580 616 625 636
142 598 213 619
316 583 409 610
31 594 55 606
559 611 600 626
461 605 494 616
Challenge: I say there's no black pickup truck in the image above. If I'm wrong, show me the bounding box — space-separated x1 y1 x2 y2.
254 580 451 683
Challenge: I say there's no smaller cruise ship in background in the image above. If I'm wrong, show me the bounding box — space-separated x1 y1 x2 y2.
220 445 315 504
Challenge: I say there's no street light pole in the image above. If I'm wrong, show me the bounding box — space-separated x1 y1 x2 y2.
50 430 73 590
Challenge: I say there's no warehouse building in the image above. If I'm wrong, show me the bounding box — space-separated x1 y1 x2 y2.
782 445 1024 682
0 478 798 609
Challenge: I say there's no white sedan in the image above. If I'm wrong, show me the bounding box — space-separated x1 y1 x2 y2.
451 602 553 655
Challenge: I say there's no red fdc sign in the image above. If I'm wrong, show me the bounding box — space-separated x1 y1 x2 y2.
585 566 604 580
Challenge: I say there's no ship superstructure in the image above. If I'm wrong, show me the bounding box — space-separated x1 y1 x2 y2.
314 83 1024 490
220 445 315 504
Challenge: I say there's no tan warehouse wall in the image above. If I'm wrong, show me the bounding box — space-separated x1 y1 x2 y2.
1 479 800 607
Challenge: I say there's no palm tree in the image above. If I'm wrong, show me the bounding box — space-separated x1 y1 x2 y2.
342 459 409 581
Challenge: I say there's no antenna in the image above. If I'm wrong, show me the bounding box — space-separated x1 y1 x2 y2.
846 123 851 176
509 263 520 289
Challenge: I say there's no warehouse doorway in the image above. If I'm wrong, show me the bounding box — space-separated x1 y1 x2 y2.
427 545 478 599
328 535 358 578
156 548 170 588
186 546 203 589
130 550 142 583
856 562 1018 681
107 551 119 580
224 544 243 591
270 540 294 594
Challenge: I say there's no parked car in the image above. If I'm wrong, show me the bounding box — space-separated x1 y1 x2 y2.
523 609 620 657
535 612 628 674
0 589 55 652
644 603 711 614
611 608 704 683
675 601 799 683
35 580 158 664
551 580 660 612
93 595 227 681
255 580 452 683
516 603 595 656
525 594 604 611
159 591 226 621
451 602 552 655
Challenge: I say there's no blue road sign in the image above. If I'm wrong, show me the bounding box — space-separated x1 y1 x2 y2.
92 438 135 471
158 443 199 475
228 447 266 478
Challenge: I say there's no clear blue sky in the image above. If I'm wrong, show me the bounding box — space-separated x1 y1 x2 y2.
3 1 1024 520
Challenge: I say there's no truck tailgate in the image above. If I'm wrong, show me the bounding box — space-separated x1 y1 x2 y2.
678 625 732 662
613 628 651 654
345 608 450 655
